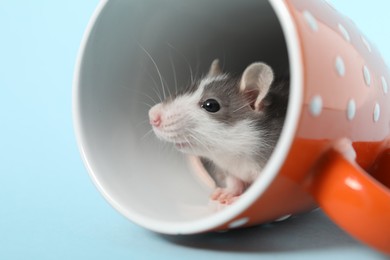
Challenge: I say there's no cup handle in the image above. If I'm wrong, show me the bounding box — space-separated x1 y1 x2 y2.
309 144 390 253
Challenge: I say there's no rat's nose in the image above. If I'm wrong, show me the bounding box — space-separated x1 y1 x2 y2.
150 115 161 127
149 105 163 127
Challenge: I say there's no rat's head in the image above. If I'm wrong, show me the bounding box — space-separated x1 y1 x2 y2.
148 59 274 157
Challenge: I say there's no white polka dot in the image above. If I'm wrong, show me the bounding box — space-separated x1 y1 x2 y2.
347 99 356 121
381 76 388 94
310 95 323 116
361 36 372 53
228 217 249 229
274 214 292 222
363 66 371 87
374 103 381 122
338 23 351 42
303 10 318 32
373 103 380 122
335 56 346 76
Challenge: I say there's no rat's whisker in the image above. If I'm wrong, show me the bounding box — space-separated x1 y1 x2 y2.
116 86 158 104
135 119 150 129
138 43 167 99
140 128 155 141
222 47 226 71
139 92 159 105
162 76 172 97
232 102 251 113
166 42 194 85
147 72 163 103
133 99 154 109
189 133 212 154
128 90 158 106
184 135 196 154
193 46 201 80
169 53 178 95
152 88 163 103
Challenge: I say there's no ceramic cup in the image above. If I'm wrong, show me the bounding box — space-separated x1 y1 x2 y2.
73 0 390 253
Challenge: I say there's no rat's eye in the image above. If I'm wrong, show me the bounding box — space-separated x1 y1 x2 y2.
201 99 220 113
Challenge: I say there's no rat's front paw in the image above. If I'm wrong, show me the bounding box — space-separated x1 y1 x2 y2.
210 188 242 205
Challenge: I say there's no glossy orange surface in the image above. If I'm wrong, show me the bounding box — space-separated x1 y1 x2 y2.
310 148 390 253
285 0 390 253
222 0 390 254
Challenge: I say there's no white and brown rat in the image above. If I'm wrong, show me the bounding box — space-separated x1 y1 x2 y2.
148 59 289 204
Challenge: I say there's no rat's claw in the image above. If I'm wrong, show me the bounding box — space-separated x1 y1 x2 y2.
211 188 241 205
225 196 240 205
219 192 233 201
211 188 223 200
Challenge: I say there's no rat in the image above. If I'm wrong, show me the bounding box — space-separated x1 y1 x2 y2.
148 59 289 204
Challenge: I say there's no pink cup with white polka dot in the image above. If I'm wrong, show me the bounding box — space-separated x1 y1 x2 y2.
73 0 390 254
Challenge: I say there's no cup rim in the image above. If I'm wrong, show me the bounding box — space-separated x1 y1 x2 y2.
72 0 303 234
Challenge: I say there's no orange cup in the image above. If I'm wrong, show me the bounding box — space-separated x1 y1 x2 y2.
73 0 390 253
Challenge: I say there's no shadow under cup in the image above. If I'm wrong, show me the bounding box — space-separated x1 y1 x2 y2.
74 0 300 234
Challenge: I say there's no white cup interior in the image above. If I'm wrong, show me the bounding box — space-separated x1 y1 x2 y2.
74 0 299 234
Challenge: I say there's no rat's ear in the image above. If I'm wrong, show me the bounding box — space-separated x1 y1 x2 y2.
240 62 274 112
207 59 222 77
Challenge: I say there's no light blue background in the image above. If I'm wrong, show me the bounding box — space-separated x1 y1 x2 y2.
0 1 389 259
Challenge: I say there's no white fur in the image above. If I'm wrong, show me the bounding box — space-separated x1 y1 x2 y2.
150 74 267 183
199 74 228 88
188 116 264 182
